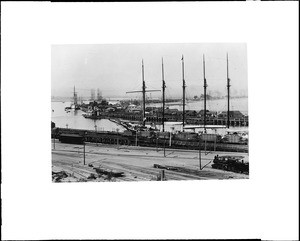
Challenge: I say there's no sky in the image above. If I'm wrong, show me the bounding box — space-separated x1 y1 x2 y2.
51 43 248 99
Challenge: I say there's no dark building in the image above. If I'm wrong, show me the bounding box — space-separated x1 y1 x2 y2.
198 110 217 117
217 111 245 119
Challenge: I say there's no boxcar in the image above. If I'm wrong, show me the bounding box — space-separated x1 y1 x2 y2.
200 133 221 142
59 134 84 144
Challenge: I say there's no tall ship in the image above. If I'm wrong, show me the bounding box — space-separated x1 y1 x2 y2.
65 86 80 111
81 54 248 129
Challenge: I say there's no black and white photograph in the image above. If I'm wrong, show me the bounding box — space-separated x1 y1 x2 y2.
2 2 298 240
51 43 249 182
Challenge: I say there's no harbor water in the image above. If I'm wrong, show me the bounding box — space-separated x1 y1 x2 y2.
109 97 248 115
51 101 126 132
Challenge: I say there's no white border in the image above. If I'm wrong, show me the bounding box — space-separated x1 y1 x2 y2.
1 2 299 240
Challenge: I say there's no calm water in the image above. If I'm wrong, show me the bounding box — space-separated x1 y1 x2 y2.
52 98 248 135
148 97 248 115
51 101 126 132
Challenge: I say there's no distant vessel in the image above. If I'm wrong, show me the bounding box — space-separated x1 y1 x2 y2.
65 86 80 111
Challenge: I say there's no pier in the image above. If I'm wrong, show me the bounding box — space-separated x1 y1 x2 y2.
84 112 249 127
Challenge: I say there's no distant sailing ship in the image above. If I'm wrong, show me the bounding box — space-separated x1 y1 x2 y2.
65 86 80 111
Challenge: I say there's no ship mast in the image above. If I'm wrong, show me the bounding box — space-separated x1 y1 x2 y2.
227 53 230 129
203 54 207 131
126 60 160 127
73 86 77 106
142 59 146 126
181 55 186 130
162 58 166 132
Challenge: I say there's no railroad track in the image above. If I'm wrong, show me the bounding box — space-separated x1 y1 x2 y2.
100 161 204 181
53 149 247 181
52 147 213 162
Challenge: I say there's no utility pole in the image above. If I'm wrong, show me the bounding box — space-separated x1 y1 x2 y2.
156 133 158 152
181 55 186 130
83 131 86 165
170 127 174 147
116 128 119 148
162 58 166 132
95 123 98 146
135 130 138 146
227 53 230 129
203 54 207 131
199 137 202 170
163 138 166 157
53 128 59 150
53 133 55 150
214 129 217 152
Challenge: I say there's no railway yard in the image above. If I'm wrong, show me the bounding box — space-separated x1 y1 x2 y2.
52 141 249 182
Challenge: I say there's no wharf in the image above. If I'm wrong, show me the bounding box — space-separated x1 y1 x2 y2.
84 112 249 127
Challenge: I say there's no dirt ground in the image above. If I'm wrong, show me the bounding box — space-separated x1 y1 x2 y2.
52 141 249 182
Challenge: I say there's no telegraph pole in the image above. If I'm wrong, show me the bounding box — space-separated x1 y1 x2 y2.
181 55 186 130
163 139 166 157
162 58 166 132
135 130 138 146
199 137 202 170
53 128 59 150
116 128 119 148
83 132 86 165
156 133 158 152
227 53 230 129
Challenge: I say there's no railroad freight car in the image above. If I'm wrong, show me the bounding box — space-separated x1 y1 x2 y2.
200 133 222 142
174 132 198 141
123 130 134 136
139 131 153 138
59 134 84 144
221 134 244 144
157 132 171 139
